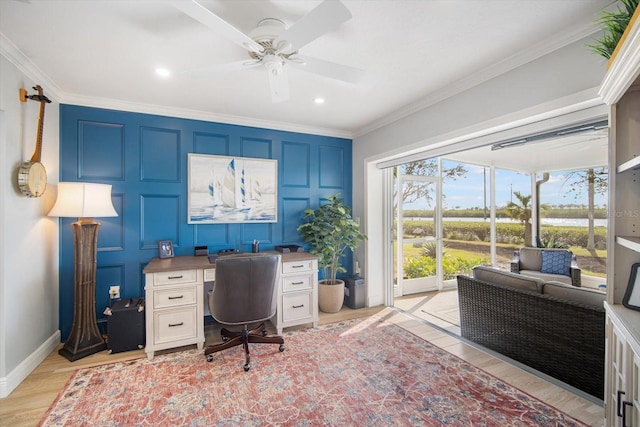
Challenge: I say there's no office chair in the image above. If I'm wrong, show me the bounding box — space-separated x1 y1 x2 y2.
205 253 284 371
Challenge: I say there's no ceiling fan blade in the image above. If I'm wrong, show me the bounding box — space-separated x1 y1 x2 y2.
275 0 351 53
292 55 364 84
171 0 263 53
267 65 289 103
183 60 261 78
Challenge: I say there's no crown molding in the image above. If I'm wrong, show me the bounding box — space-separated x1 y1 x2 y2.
0 33 64 102
353 22 602 139
61 93 352 139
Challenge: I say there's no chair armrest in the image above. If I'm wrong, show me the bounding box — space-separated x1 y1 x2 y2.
570 255 581 287
510 251 520 273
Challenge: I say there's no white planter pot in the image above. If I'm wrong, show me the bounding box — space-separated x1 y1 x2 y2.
318 279 345 313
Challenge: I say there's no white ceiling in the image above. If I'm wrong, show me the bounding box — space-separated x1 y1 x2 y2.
0 0 611 140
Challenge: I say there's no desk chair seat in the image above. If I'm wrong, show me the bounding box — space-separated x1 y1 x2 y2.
204 253 284 371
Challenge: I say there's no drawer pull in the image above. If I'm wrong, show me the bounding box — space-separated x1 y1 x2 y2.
292 304 305 309
623 401 633 427
291 264 305 268
168 275 184 279
168 295 184 300
618 390 626 417
291 281 304 285
168 322 184 327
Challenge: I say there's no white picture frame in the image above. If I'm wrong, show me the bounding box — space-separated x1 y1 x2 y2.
187 153 278 224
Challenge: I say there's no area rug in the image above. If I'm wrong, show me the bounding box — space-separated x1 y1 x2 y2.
40 316 587 426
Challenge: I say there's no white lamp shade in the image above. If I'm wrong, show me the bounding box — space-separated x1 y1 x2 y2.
48 182 118 218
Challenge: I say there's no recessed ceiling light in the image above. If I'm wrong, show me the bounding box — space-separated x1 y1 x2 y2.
313 97 325 104
155 68 171 78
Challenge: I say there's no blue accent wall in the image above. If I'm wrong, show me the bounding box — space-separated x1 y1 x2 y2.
59 105 352 340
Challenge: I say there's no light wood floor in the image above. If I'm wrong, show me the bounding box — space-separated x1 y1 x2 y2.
0 305 604 427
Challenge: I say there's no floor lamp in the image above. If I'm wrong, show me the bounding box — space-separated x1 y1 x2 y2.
48 182 118 361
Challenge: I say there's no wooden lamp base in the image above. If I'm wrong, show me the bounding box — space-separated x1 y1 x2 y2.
59 219 107 362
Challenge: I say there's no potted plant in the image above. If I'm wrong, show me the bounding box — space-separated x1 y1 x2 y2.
589 0 639 61
298 194 366 313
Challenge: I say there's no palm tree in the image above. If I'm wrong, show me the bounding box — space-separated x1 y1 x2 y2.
506 191 532 246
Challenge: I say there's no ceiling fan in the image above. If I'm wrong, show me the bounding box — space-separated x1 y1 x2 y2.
171 0 364 102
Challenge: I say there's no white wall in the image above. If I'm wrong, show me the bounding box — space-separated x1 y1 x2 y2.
0 54 60 397
352 35 607 307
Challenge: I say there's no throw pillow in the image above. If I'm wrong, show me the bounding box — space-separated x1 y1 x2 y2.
540 250 573 276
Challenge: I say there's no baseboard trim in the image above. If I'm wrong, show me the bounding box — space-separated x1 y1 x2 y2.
0 330 60 398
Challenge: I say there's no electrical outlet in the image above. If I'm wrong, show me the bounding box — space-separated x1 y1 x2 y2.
109 285 120 299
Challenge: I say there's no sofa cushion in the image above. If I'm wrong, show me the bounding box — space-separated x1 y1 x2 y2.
543 281 605 308
519 270 573 286
541 250 573 276
518 247 543 271
473 265 543 293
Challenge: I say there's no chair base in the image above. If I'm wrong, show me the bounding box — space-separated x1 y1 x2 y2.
204 322 284 371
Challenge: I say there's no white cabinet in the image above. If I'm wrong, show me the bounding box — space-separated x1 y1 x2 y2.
274 254 319 335
143 253 318 358
606 306 640 427
144 266 205 359
601 8 640 426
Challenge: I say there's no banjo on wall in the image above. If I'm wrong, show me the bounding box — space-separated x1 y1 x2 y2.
18 85 51 198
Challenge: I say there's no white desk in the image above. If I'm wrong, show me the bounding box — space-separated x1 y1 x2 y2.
143 252 318 359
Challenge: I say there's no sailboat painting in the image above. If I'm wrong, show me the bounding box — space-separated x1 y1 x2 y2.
188 153 277 224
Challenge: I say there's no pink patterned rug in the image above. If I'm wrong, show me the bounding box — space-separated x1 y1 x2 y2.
40 316 587 426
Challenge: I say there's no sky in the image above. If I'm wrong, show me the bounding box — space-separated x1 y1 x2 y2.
403 160 608 210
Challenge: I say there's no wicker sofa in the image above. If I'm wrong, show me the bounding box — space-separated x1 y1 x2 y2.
457 265 605 399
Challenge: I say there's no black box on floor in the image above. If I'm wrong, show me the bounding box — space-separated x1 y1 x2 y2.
106 298 145 354
343 276 365 309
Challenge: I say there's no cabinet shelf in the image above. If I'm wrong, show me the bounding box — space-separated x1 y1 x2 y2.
617 155 640 173
617 236 640 253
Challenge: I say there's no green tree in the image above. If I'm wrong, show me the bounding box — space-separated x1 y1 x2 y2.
395 159 467 207
505 191 532 246
563 167 608 249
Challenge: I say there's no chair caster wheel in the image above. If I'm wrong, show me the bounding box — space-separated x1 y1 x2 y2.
206 354 213 362
222 336 230 342
279 344 285 352
262 330 268 337
243 363 250 371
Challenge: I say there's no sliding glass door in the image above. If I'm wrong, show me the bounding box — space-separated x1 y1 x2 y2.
395 172 442 297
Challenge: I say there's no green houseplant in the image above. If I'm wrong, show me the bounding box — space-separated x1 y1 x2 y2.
589 0 639 59
298 194 366 312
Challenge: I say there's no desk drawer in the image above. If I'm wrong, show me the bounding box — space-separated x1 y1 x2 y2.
153 286 197 309
154 307 197 344
154 269 198 286
281 291 313 323
283 274 313 292
282 260 316 274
